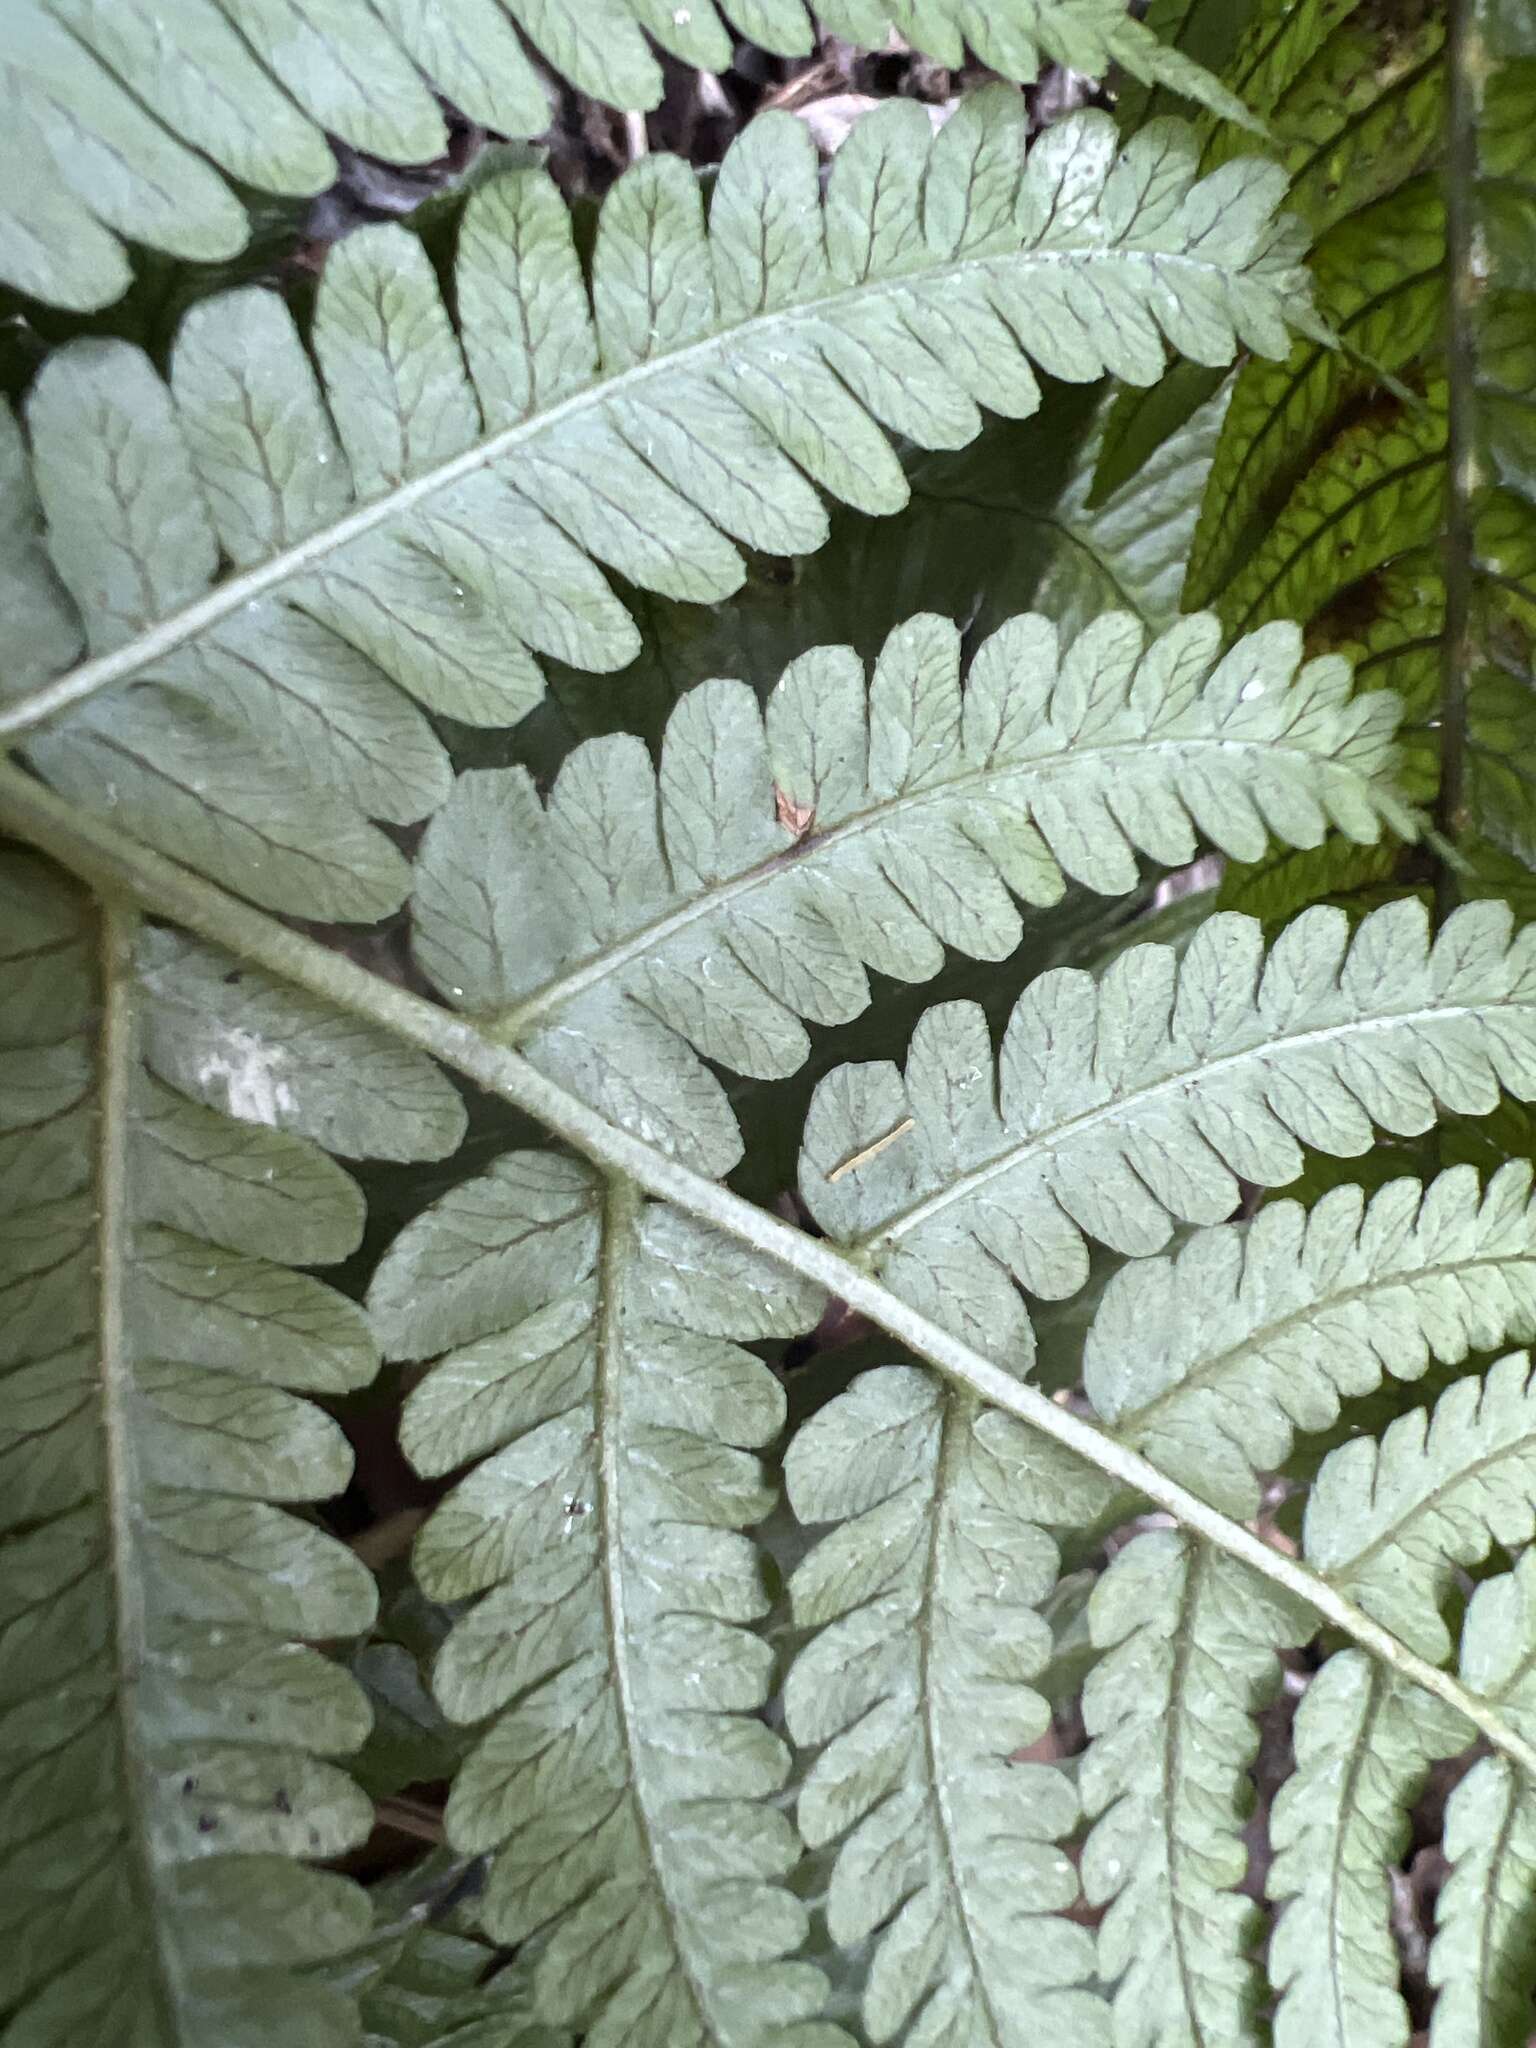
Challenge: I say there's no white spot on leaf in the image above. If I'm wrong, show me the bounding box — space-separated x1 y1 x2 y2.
198 1028 297 1127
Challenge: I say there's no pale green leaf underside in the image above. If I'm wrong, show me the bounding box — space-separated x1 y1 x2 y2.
801 897 1536 1363
1087 1161 1536 1517
1433 1549 1536 2048
13 687 1536 2045
2 98 1309 919
1080 1530 1306 2048
411 607 1403 1178
0 0 1255 311
784 1365 1115 2046
0 850 409 2048
357 1908 571 2048
1268 1653 1467 2048
1306 1349 1536 1662
1430 1754 1536 2048
366 1152 837 2047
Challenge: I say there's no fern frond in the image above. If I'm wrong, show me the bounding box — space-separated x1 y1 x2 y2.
1305 1349 1536 1660
366 1154 839 2046
1216 379 1448 642
1 98 1313 915
356 1858 571 2048
1084 1162 1536 1517
409 609 1404 1175
557 370 1234 769
1267 1653 1468 2048
1031 380 1232 640
801 897 1536 1358
783 1365 1115 2045
0 852 457 2045
1115 0 1259 133
1078 1531 1306 2048
1185 180 1446 616
1174 0 1536 908
1429 1755 1536 2048
1429 1553 1536 2048
0 0 1264 311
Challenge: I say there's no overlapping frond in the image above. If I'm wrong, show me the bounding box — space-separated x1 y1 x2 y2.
549 370 1235 761
1266 1654 1467 2048
410 609 1403 1176
1 97 1311 919
783 1366 1115 2046
0 851 460 2045
355 1858 570 2048
1431 1554 1536 2048
0 0 1261 311
1079 1531 1306 2048
1429 1754 1536 2048
1085 1162 1536 1516
1158 0 1536 913
800 897 1536 1360
1256 1375 1536 2048
366 1152 837 2046
1306 1350 1536 1661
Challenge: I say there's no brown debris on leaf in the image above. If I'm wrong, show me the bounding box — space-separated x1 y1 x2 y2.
774 785 817 839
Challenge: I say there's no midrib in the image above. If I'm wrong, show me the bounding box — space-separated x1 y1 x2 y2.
592 1182 722 2042
96 903 185 2037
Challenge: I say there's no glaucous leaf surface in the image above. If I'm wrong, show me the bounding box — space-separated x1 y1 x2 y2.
1266 1654 1468 2048
0 850 460 2046
784 1365 1116 2046
2 97 1313 920
1080 1531 1307 2048
413 610 1404 1176
368 1153 837 2047
1086 1163 1536 1515
801 898 1536 1358
0 0 1257 309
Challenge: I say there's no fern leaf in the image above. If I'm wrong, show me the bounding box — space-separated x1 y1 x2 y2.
1217 379 1448 641
801 897 1536 1359
0 1 1264 310
1216 835 1413 929
1266 1653 1467 2048
366 1154 842 2046
1 376 447 923
2 99 1314 912
412 611 1404 1177
783 1365 1115 2045
1305 1350 1536 1661
1179 0 1536 908
1428 1756 1536 2048
1185 182 1445 616
1079 1531 1307 2048
551 371 1234 767
0 852 456 2045
1084 1162 1536 1517
1428 1553 1536 2048
356 1857 571 2048
1031 381 1232 641
1115 0 1259 133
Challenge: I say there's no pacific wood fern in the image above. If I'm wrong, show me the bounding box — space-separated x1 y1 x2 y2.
1 5 1535 2046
